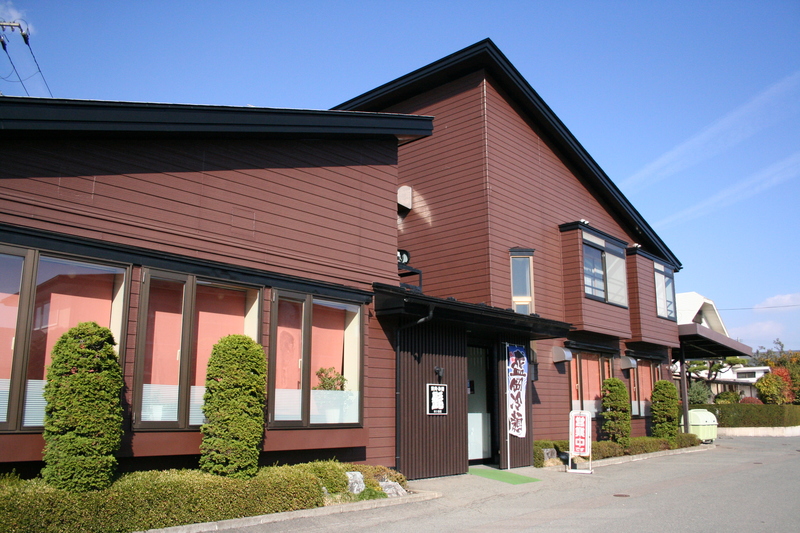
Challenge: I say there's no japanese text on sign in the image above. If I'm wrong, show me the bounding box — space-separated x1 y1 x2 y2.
427 384 448 415
569 410 592 456
506 345 528 438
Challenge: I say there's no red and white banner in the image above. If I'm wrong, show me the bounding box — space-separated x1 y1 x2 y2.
569 410 592 456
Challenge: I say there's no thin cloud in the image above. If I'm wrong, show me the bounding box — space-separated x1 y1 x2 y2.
755 293 800 313
622 70 800 192
728 321 784 350
654 151 800 229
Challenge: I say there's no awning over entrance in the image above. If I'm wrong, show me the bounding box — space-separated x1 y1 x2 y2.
677 323 752 359
373 282 571 339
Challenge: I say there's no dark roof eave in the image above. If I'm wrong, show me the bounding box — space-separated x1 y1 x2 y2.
0 97 433 145
335 39 681 270
373 282 571 339
677 323 752 360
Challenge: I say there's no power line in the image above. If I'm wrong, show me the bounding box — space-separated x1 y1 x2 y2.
718 304 800 311
0 20 52 97
0 32 28 95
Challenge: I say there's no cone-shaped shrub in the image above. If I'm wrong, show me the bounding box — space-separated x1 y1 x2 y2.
601 377 631 447
651 380 680 444
200 334 267 479
42 322 123 492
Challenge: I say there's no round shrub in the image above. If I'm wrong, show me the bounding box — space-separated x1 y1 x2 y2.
714 390 741 404
296 460 348 493
200 335 267 479
740 396 763 404
42 322 123 492
676 433 701 448
601 378 631 448
650 380 680 444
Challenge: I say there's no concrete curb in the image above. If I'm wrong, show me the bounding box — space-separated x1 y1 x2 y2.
138 489 442 533
540 443 715 471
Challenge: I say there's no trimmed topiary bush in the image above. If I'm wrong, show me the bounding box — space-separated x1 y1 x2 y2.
601 378 631 448
42 322 124 492
200 335 267 480
296 460 348 493
740 396 763 404
651 380 680 445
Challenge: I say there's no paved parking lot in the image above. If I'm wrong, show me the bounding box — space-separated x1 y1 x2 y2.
166 436 800 533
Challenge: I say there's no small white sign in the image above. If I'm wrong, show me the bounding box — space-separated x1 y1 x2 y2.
427 383 448 415
568 410 593 474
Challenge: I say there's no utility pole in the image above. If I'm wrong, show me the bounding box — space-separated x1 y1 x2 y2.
0 20 52 97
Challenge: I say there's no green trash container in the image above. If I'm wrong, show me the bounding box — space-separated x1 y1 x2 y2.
681 409 717 443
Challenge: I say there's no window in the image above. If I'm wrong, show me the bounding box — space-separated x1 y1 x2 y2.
630 359 660 416
135 270 260 428
270 291 361 426
0 246 127 430
737 371 756 379
509 249 534 314
570 353 612 416
583 231 628 307
654 263 676 319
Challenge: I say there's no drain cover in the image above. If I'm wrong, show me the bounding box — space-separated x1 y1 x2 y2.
613 494 630 498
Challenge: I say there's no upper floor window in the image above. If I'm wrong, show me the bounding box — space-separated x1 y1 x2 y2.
270 291 362 427
134 269 260 429
654 263 676 320
583 231 628 307
0 245 127 430
509 248 534 315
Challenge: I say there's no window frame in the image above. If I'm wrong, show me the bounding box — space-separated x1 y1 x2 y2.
582 230 628 308
570 352 613 417
0 244 130 432
654 263 677 320
268 289 364 429
509 248 534 315
133 268 261 430
630 359 661 417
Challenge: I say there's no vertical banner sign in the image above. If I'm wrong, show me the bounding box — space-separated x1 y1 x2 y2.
506 344 528 438
569 410 592 456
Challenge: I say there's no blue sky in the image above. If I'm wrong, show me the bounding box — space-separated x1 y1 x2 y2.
2 1 798 352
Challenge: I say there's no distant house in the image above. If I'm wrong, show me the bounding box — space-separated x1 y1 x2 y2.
675 292 754 399
2 40 694 479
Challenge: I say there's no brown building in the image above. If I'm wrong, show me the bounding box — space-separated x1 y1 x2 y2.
1 40 680 481
338 39 682 477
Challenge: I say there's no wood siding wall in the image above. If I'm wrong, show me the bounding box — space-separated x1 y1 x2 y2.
627 253 680 347
0 137 401 290
397 321 468 480
386 72 493 303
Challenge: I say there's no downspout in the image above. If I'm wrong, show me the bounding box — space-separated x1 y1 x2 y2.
394 303 435 472
679 347 690 433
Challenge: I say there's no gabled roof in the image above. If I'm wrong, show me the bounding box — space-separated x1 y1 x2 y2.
0 96 433 145
335 39 681 270
675 292 752 359
676 292 728 335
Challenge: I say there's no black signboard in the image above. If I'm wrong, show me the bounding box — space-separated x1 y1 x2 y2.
426 383 448 415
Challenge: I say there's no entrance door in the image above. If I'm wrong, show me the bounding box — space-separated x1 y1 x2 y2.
467 346 492 461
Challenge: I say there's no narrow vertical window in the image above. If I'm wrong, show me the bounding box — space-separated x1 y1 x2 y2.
654 263 676 319
510 249 534 314
0 253 24 424
274 298 304 421
141 277 185 423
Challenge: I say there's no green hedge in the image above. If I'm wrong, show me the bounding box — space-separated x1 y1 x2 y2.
625 437 671 455
295 460 348 493
676 433 701 448
0 466 324 533
691 404 800 427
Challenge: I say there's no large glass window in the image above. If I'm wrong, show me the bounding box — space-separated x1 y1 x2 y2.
510 251 534 314
570 353 612 416
0 247 127 430
582 231 628 307
654 263 676 320
136 270 260 428
271 292 361 426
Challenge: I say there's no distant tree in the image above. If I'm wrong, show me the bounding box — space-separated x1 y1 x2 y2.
687 356 749 383
687 381 711 404
753 339 800 404
755 373 792 405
